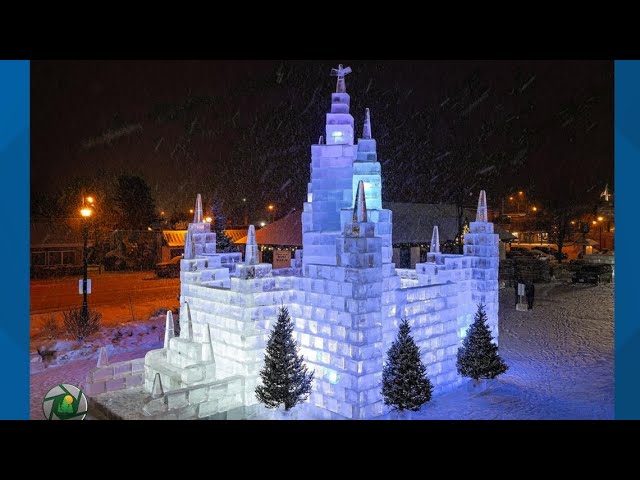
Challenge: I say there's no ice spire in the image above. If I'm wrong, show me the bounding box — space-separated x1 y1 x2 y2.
330 64 352 93
184 228 195 259
97 346 109 368
430 225 440 253
245 224 259 265
476 190 488 223
318 135 324 145
353 180 368 223
151 373 164 399
362 108 372 139
193 193 204 223
183 302 194 341
201 324 215 363
164 310 174 348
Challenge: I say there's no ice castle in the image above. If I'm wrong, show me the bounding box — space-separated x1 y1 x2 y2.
142 65 500 419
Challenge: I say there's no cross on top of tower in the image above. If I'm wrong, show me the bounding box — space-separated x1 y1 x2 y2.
330 64 352 93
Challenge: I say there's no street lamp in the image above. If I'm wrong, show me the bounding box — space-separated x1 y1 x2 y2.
267 204 275 222
205 216 212 223
80 198 94 327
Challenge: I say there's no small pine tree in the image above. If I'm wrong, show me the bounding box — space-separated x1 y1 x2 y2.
382 318 433 412
255 306 314 410
211 199 238 253
456 303 508 381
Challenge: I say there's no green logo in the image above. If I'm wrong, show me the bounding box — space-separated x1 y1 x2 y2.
42 384 88 420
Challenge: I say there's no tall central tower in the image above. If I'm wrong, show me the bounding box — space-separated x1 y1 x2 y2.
297 66 399 419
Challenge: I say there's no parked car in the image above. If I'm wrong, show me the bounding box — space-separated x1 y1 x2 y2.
531 246 568 260
571 263 613 285
530 249 554 261
155 255 182 278
507 247 543 260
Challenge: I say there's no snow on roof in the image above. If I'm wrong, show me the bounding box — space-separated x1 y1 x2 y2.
385 202 460 245
225 229 249 244
235 203 468 247
236 211 303 246
162 230 187 247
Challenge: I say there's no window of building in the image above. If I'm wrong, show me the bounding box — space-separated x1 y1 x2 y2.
48 251 62 266
62 251 75 265
31 251 46 266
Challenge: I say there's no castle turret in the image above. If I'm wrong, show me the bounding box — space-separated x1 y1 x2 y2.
464 190 500 340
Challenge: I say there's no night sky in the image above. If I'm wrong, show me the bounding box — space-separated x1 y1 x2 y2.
31 60 613 223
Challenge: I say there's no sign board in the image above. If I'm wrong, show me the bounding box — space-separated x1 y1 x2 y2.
273 250 292 270
517 283 525 296
78 279 92 295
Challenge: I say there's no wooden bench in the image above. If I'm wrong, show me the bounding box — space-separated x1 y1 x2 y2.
87 264 103 274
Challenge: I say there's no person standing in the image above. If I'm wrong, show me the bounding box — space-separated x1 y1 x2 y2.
525 282 535 310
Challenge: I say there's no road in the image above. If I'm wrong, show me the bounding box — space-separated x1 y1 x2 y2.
31 272 180 333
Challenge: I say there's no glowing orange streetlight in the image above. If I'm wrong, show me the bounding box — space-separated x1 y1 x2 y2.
268 205 274 211
592 220 597 225
80 196 96 329
571 221 576 225
205 216 212 223
597 216 604 222
518 191 524 196
532 206 538 212
189 209 194 214
509 196 514 201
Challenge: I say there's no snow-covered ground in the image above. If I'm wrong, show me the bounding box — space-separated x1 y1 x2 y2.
30 282 613 420
409 282 614 420
30 316 165 420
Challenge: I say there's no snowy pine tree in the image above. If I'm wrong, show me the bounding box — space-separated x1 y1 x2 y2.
255 306 314 410
456 303 508 381
382 318 433 412
211 199 238 253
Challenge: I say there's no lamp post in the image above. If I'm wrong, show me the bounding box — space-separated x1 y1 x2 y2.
267 204 275 223
597 216 604 250
80 199 93 323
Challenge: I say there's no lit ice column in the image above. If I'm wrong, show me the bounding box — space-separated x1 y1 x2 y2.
245 225 259 265
164 310 175 348
194 193 204 223
430 225 440 253
476 190 488 223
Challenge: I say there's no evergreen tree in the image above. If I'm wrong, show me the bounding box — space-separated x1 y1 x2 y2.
114 175 157 230
382 318 433 412
255 306 314 410
456 303 508 380
211 199 238 253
